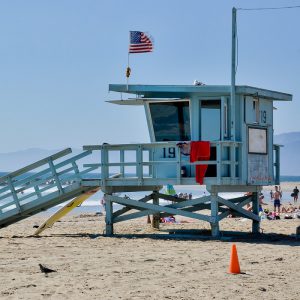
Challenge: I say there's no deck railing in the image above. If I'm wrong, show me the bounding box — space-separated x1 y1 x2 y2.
83 141 243 188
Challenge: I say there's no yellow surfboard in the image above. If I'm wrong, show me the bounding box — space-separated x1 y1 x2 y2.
34 188 100 235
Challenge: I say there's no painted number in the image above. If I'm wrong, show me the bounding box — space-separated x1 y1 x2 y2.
163 147 176 158
260 110 267 123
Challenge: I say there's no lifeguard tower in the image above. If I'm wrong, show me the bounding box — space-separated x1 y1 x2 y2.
82 83 291 237
0 8 293 237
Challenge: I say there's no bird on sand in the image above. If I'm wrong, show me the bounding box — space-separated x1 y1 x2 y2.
39 264 57 275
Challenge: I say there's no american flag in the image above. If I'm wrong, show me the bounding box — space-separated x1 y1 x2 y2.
129 31 153 53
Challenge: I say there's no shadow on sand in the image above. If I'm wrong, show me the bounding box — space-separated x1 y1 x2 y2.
4 229 297 247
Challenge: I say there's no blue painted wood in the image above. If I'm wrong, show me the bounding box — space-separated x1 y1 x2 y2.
217 197 252 221
114 195 212 224
108 84 292 101
0 148 72 183
107 194 211 222
0 149 97 228
217 196 260 222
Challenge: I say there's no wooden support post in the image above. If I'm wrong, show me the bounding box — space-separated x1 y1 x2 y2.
152 192 160 229
105 194 114 236
210 192 220 237
252 192 260 234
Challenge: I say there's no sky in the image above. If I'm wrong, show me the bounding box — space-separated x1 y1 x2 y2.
0 0 299 153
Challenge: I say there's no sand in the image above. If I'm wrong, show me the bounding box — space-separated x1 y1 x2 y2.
0 183 299 299
0 213 299 299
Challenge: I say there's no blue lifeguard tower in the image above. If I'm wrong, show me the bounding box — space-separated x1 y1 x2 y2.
0 8 293 237
82 83 290 237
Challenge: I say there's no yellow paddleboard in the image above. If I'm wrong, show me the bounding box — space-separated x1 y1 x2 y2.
34 188 100 235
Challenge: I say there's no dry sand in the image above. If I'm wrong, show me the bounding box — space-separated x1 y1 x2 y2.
0 182 299 299
0 209 299 300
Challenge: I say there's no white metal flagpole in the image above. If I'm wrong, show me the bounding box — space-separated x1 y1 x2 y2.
230 7 237 141
126 53 130 90
126 32 131 91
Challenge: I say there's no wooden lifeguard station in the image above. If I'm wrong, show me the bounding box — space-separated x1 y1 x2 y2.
0 8 292 237
81 8 293 237
83 8 292 237
83 83 291 237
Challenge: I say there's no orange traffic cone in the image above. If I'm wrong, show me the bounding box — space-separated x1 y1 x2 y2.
228 244 241 274
147 215 151 224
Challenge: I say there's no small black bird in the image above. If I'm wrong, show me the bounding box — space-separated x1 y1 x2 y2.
39 264 57 275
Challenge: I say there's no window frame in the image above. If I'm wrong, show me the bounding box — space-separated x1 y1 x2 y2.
146 99 191 142
248 126 268 155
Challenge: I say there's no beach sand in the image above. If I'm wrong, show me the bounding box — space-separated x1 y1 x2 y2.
0 184 299 299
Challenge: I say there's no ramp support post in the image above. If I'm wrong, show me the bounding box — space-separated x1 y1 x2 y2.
252 192 260 234
105 194 114 236
152 192 160 229
210 191 220 237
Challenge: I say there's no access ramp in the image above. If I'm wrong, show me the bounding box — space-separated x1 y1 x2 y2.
0 148 99 228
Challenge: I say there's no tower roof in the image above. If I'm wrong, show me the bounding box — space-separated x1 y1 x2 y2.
108 84 292 105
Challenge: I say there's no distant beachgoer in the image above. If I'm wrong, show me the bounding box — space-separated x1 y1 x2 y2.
176 142 190 156
101 197 106 212
273 186 281 213
259 193 267 212
188 193 192 200
281 204 294 214
246 203 252 211
278 186 283 200
270 190 273 201
244 192 253 197
292 186 299 204
161 215 176 223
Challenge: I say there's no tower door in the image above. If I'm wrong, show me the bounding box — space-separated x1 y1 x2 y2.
200 100 221 141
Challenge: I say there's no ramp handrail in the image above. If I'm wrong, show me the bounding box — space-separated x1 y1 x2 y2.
0 148 72 184
0 148 96 222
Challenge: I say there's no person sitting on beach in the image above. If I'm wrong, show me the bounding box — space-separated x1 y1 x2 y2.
282 205 296 219
281 203 294 214
267 211 280 220
273 186 281 213
161 215 176 223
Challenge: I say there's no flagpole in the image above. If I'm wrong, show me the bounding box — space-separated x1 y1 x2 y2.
126 31 131 91
230 7 237 141
127 52 130 91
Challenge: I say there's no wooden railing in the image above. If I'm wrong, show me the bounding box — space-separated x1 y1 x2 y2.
0 148 97 220
83 141 242 188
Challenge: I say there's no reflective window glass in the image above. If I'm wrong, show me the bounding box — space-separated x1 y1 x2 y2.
149 102 191 141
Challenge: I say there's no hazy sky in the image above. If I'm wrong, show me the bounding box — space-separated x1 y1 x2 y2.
0 0 299 152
